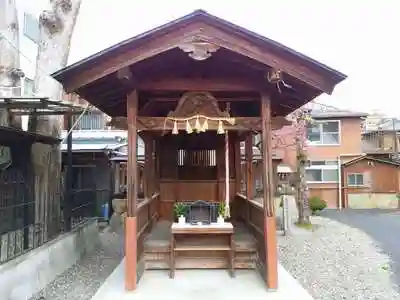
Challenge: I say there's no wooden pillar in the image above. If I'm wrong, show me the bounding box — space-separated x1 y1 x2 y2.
234 133 241 194
155 137 160 192
173 137 179 203
216 136 225 202
143 134 150 198
224 131 230 216
22 143 33 250
147 136 154 197
63 114 73 232
245 134 253 199
260 91 278 290
125 90 138 291
114 162 120 193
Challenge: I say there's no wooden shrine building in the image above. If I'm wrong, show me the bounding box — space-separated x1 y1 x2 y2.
52 10 346 291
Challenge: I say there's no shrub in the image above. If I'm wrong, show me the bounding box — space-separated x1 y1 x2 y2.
309 196 327 214
174 203 187 218
218 202 226 217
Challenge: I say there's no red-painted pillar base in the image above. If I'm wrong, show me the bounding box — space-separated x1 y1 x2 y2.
264 215 278 290
125 216 137 291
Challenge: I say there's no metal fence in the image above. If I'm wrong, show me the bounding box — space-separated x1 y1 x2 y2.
0 167 53 264
70 188 111 228
0 167 110 264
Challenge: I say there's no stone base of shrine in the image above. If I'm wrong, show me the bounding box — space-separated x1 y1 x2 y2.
90 259 314 300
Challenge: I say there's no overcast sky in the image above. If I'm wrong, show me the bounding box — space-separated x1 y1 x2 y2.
28 0 400 117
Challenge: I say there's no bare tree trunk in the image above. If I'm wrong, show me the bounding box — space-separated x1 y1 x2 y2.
296 137 311 225
30 0 82 241
0 0 23 126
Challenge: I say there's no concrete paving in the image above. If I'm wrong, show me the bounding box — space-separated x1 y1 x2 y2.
91 259 314 300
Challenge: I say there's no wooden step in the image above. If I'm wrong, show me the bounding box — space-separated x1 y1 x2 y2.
143 221 258 270
145 256 256 269
144 250 257 270
145 250 256 261
174 240 231 251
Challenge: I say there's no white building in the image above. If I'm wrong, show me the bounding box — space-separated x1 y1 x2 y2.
14 1 127 142
15 0 45 95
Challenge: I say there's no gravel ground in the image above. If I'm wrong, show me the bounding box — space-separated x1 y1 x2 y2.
278 216 400 300
29 228 124 300
321 209 400 286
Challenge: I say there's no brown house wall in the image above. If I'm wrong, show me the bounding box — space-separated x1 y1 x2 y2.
307 118 363 159
274 117 364 208
308 185 338 208
277 117 363 168
343 159 400 207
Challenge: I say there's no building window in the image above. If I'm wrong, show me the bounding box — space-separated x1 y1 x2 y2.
23 13 40 44
72 112 105 130
347 173 364 186
24 78 34 95
307 121 340 145
305 160 338 183
177 149 216 167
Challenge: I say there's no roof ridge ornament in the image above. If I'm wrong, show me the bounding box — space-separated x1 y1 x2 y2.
178 35 220 61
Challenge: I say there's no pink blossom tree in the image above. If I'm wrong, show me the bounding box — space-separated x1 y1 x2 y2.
291 109 312 224
270 108 312 224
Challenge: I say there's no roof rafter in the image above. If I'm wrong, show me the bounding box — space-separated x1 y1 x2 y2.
0 96 93 116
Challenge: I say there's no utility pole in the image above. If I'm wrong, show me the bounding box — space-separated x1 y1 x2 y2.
393 118 398 154
392 118 399 163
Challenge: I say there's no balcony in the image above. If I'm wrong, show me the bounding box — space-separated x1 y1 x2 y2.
362 132 399 154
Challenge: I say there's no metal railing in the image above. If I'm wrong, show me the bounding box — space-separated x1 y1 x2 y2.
70 189 111 228
0 186 110 264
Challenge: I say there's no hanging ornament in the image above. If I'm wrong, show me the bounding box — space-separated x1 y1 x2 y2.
186 120 193 134
194 116 201 133
201 119 208 132
172 120 178 135
217 120 224 134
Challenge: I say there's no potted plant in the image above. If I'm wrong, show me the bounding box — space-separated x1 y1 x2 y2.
174 203 187 224
217 202 226 224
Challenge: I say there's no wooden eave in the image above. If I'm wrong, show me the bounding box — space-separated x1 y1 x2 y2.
0 126 60 146
342 155 400 167
52 10 346 97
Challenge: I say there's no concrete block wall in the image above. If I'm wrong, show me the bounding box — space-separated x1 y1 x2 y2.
0 219 100 300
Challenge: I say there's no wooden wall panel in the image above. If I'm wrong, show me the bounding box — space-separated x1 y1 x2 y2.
160 182 175 200
178 181 217 201
158 180 237 218
217 180 236 203
159 201 174 220
160 180 221 202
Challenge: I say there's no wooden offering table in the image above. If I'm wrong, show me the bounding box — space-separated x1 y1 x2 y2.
170 222 235 278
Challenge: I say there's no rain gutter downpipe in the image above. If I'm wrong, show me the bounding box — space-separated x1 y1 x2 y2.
338 155 342 211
